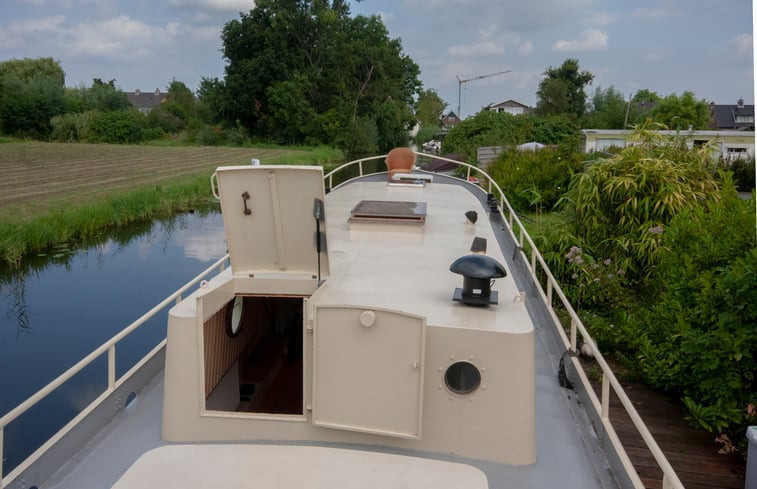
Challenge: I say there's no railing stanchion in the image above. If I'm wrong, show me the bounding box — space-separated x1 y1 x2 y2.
601 374 610 421
359 160 364 176
547 280 553 308
108 345 116 390
570 318 577 352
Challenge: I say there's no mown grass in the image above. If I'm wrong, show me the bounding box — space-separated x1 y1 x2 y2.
0 144 344 266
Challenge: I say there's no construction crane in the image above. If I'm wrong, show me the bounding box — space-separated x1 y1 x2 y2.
456 70 513 119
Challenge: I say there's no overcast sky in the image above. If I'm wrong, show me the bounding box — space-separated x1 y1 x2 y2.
1 0 753 119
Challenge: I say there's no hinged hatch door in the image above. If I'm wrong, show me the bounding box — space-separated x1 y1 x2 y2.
313 305 425 439
213 165 329 279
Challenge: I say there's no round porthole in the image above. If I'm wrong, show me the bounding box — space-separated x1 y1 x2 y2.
444 361 481 395
225 296 245 338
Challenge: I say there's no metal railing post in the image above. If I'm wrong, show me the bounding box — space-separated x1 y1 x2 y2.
601 374 610 421
108 345 116 390
570 318 577 352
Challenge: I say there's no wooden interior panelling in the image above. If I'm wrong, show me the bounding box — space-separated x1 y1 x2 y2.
203 299 254 397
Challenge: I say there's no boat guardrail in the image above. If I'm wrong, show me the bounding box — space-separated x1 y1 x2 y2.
2 154 684 489
325 151 684 489
0 255 230 489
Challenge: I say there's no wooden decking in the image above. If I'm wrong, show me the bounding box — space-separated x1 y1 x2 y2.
591 375 746 489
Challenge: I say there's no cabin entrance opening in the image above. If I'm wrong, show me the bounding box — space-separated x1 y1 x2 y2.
204 295 304 416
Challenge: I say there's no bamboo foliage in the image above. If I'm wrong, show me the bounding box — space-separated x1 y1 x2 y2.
566 123 720 282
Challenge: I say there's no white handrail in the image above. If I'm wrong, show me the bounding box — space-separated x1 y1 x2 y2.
2 153 685 489
0 254 229 488
324 151 684 489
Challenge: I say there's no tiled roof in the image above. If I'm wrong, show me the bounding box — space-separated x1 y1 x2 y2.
710 100 754 130
126 90 167 110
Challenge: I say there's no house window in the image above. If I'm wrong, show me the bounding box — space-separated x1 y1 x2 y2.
735 115 754 123
504 107 524 115
596 138 626 150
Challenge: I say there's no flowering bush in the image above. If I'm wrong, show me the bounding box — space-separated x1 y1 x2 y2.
563 246 626 310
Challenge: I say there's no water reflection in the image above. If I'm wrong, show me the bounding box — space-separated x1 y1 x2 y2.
0 210 226 473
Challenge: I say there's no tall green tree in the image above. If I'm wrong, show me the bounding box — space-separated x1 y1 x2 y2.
0 57 65 138
648 91 711 130
584 85 628 129
415 89 446 127
626 89 660 124
535 59 594 119
64 78 130 113
211 0 420 151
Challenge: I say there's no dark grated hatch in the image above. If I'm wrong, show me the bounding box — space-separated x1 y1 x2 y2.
349 200 427 224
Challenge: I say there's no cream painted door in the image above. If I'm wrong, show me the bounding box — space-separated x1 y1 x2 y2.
312 305 425 439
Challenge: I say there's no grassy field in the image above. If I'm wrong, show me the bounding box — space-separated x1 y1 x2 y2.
0 141 343 265
0 142 314 222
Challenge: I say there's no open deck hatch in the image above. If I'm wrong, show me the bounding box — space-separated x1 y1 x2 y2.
213 165 329 279
204 295 304 415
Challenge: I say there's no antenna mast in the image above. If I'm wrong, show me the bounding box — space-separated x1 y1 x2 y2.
456 70 513 119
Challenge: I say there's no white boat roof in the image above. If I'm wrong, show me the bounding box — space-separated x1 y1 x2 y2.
318 180 531 334
112 444 488 489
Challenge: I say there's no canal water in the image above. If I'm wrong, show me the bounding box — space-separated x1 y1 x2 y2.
0 211 227 474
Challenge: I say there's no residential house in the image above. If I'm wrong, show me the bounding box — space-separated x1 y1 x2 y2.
127 88 167 114
582 129 755 160
709 98 755 130
441 111 460 129
485 99 531 115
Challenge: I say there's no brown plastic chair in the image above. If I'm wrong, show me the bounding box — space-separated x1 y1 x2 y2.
385 147 416 181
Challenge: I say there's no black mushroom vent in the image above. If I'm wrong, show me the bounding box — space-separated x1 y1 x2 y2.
450 238 506 306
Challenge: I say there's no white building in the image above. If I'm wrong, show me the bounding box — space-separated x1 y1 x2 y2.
582 129 755 160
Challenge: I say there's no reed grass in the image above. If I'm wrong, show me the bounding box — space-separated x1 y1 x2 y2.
0 174 215 266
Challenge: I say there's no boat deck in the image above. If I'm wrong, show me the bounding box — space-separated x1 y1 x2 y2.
36 174 619 489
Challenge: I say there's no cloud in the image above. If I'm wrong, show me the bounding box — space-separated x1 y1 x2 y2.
631 6 673 20
552 28 608 52
730 33 753 55
584 11 618 26
0 13 223 61
64 16 176 58
518 40 534 56
644 49 665 62
448 26 534 58
167 0 254 11
448 40 504 57
0 15 66 49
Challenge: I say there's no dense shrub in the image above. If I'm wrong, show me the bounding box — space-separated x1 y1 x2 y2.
562 126 720 284
487 145 583 212
633 180 756 437
87 110 144 144
0 75 64 138
194 125 226 146
50 111 97 142
725 156 755 192
442 111 580 162
146 107 185 134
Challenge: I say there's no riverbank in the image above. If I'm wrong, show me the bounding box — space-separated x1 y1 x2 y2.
0 142 343 265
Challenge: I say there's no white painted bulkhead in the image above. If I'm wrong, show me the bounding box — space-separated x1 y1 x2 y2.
161 167 535 466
